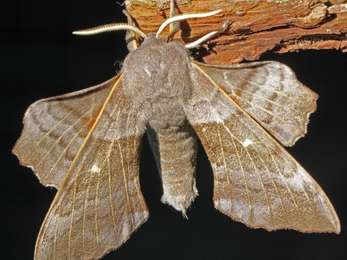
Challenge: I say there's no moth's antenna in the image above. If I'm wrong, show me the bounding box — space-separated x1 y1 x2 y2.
123 9 143 52
156 9 222 38
73 23 147 39
185 19 231 49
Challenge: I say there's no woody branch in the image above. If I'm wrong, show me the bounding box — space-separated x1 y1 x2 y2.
125 0 347 64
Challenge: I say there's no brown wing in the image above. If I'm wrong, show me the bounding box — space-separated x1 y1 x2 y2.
13 76 120 188
193 61 318 147
185 63 340 233
14 75 149 259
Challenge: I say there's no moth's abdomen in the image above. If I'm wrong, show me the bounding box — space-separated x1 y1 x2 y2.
147 121 198 215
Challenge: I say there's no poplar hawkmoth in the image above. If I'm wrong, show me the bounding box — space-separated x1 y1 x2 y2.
13 2 340 259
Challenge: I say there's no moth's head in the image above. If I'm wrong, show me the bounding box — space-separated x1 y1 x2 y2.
73 9 229 52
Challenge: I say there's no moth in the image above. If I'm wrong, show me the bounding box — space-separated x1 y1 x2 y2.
13 2 340 260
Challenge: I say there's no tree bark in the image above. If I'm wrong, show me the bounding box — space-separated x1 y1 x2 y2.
125 0 347 64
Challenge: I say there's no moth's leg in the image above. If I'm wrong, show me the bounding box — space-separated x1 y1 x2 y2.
167 0 180 42
123 10 141 52
147 123 198 217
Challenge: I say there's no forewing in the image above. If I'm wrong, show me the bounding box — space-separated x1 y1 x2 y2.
13 76 120 188
185 64 340 233
193 61 318 146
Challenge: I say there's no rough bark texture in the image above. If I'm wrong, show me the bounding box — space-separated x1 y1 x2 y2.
125 0 347 64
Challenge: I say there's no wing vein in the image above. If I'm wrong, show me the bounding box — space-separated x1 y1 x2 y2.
228 111 290 227
230 69 299 102
118 139 135 229
217 127 234 213
35 108 93 169
24 105 77 159
232 95 303 131
95 165 101 254
231 86 300 116
221 122 274 226
228 123 253 220
268 145 304 226
68 171 78 259
107 145 120 244
52 199 62 259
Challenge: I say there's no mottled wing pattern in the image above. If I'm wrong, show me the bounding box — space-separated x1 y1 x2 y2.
185 63 340 233
193 61 318 146
13 76 119 187
14 76 149 259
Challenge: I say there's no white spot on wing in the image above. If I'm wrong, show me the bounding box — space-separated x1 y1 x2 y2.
242 139 253 147
91 164 101 174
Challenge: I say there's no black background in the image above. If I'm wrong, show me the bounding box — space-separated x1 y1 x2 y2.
2 1 347 259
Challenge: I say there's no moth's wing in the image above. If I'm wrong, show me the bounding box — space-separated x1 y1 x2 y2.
193 61 318 146
13 76 120 188
185 63 340 233
15 75 149 259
